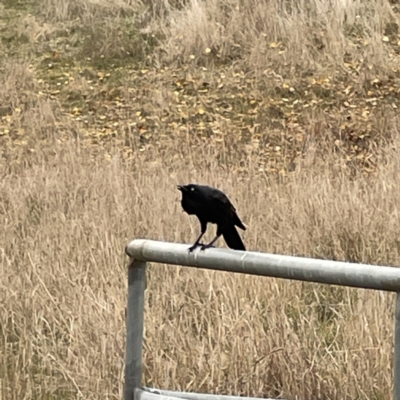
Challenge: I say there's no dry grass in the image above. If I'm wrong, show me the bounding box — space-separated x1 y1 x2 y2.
1 143 400 399
152 0 398 75
2 0 400 399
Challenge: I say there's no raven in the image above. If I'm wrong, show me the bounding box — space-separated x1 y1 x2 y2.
177 184 246 252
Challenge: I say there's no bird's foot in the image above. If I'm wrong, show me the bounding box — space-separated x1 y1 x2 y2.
200 243 215 251
188 243 201 253
188 242 209 253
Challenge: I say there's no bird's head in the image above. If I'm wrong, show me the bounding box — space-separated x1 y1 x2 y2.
177 184 198 197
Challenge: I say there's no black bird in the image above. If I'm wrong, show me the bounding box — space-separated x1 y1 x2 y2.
177 184 246 252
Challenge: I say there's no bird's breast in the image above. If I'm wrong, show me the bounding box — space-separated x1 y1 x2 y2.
181 197 200 215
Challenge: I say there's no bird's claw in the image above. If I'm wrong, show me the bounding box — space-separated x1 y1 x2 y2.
188 242 210 253
188 245 197 253
188 243 202 253
200 244 215 251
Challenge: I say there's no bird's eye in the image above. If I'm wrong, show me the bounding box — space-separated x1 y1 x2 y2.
190 187 195 192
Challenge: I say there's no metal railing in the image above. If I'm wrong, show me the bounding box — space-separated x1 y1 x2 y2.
124 239 400 400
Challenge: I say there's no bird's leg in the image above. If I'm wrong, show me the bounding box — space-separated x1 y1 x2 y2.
201 225 223 250
188 221 207 252
200 223 228 250
200 234 221 250
188 232 204 252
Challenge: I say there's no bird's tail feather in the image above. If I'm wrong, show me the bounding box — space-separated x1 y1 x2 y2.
223 226 246 251
233 214 246 231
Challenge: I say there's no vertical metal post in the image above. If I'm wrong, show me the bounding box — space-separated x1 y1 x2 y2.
395 293 400 400
124 259 146 400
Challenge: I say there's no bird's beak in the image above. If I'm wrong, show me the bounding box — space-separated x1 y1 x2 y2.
177 185 184 192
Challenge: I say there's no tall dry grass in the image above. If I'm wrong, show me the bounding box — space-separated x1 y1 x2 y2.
147 0 398 77
27 0 400 77
1 140 400 399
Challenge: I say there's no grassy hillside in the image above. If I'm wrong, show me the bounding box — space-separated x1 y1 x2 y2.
1 0 400 398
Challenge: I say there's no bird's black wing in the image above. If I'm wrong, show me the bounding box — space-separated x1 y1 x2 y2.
210 189 246 231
